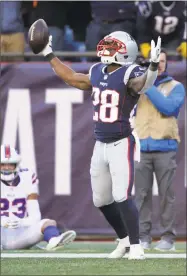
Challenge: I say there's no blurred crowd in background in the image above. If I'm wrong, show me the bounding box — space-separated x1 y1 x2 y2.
0 0 187 62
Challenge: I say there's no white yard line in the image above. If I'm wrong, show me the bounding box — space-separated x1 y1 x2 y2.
1 253 186 259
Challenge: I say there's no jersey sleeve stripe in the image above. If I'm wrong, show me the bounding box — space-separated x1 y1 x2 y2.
88 63 100 80
32 173 38 184
32 177 38 183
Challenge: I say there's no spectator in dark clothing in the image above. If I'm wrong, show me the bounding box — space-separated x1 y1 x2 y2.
67 1 92 61
85 1 137 52
0 1 25 61
136 1 187 59
67 1 92 44
22 1 70 52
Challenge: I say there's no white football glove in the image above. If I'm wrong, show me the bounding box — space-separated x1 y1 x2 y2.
42 35 53 56
1 217 9 228
150 36 161 63
5 219 20 229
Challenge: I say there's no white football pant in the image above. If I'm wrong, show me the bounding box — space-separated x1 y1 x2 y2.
90 135 138 207
1 219 49 250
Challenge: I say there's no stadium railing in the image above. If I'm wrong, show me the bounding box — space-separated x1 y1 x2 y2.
0 50 182 58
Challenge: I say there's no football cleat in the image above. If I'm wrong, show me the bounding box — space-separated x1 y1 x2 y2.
128 244 145 260
154 240 175 251
140 241 152 250
108 236 130 259
46 230 76 251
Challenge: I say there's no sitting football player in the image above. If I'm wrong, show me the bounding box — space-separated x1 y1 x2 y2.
0 144 76 250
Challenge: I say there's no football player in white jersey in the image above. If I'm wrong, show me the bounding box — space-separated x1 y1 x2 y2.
0 144 76 250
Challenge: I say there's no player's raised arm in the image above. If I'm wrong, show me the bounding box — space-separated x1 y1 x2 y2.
28 20 91 90
128 37 161 94
46 50 91 90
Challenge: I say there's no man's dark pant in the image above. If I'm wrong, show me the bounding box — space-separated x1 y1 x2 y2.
135 151 177 243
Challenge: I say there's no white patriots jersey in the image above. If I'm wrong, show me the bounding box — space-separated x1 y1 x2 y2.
0 168 39 220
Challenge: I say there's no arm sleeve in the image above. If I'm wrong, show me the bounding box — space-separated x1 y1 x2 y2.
138 67 158 95
145 83 185 116
20 200 41 227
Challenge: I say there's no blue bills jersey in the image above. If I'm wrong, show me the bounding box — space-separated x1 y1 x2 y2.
89 63 145 143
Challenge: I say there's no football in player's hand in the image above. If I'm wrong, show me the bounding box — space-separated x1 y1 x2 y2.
28 19 49 54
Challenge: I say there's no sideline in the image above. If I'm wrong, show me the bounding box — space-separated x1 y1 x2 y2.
1 253 186 259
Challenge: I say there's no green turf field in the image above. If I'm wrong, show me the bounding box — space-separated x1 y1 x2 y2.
1 242 186 275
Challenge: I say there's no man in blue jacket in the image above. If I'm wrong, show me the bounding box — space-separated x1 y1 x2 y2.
134 49 185 251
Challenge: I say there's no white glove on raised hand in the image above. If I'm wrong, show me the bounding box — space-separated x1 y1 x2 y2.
42 35 53 56
150 36 161 63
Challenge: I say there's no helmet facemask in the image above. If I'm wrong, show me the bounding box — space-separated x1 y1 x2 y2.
0 145 21 183
0 163 18 182
97 37 127 65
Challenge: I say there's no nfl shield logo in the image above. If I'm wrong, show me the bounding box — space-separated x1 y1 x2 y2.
104 75 108 80
135 72 142 77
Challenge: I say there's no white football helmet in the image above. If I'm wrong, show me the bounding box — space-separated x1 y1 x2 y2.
97 31 138 66
0 145 21 182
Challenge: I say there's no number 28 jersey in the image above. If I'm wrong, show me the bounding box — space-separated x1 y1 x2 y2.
0 169 39 220
89 62 145 143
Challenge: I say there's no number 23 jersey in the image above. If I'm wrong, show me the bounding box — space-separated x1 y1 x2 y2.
89 62 145 143
0 169 39 219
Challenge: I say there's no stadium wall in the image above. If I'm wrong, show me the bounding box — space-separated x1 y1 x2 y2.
1 61 186 238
